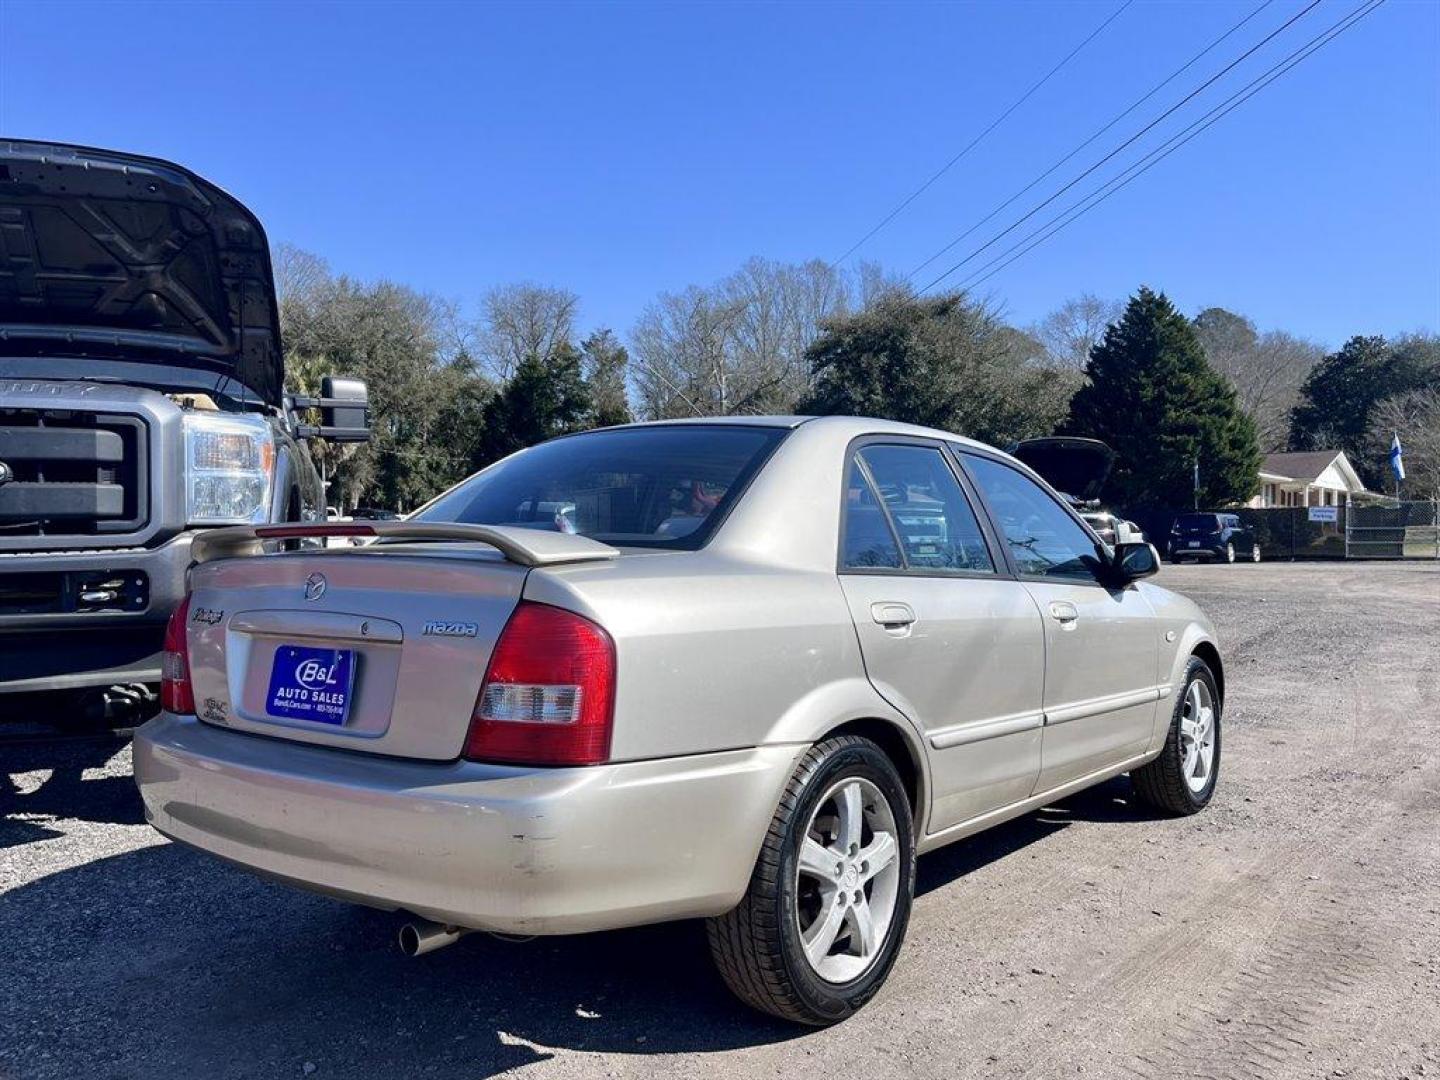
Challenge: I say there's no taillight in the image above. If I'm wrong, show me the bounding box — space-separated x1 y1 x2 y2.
464 601 615 767
161 595 196 715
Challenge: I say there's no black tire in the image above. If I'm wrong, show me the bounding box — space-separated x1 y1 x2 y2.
706 735 916 1026
1132 657 1221 815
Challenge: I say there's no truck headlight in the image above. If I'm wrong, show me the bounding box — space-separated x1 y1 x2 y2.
183 412 275 525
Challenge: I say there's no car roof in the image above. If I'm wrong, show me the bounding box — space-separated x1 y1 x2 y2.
601 414 1001 454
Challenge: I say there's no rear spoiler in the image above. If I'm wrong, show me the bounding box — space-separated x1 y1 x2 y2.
190 522 621 567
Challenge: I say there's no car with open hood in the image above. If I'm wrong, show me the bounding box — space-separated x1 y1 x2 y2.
1010 436 1145 545
133 415 1224 1025
0 139 368 720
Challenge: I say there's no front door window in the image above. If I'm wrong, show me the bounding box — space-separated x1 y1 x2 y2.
962 456 1103 583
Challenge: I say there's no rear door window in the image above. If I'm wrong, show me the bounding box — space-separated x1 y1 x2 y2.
845 445 995 574
841 463 903 570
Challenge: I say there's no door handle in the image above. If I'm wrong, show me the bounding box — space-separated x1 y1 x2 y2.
1048 601 1079 625
871 602 916 628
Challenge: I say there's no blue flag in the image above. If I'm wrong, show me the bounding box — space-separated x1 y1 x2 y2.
1390 433 1405 482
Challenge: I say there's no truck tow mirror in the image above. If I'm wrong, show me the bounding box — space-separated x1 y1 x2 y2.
292 376 371 443
320 376 370 441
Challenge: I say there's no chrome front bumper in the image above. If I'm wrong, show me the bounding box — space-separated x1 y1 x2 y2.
133 713 803 935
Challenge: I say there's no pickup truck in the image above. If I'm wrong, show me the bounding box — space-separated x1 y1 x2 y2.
0 140 368 723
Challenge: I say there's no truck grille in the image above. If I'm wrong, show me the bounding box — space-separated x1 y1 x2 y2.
0 409 149 537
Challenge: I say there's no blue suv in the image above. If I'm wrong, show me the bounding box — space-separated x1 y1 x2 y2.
1168 513 1261 563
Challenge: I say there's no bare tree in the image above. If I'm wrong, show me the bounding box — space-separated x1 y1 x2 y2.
629 257 855 419
1371 388 1440 501
631 287 746 418
855 260 908 308
274 243 330 305
1194 307 1323 452
722 257 853 407
1031 294 1122 373
479 283 579 380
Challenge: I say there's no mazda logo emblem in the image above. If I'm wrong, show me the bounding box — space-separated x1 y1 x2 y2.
0 461 12 486
303 573 327 602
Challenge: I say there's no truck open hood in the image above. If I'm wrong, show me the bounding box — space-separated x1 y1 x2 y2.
0 140 283 406
1010 437 1115 503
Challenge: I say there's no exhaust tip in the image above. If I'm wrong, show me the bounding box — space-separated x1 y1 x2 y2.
397 923 422 957
398 918 468 957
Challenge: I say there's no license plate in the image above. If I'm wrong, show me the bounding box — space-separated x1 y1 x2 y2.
1188 541 1201 548
266 645 355 725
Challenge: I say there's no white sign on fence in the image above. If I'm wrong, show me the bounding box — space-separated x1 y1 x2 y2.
1308 506 1339 523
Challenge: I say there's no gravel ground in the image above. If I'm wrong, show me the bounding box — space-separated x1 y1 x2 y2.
2 561 1438 1080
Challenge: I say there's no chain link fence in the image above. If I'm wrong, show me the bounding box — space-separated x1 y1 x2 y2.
1345 500 1440 559
1229 507 1347 560
1125 502 1440 560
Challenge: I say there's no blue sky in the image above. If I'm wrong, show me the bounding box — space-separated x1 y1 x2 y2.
2 0 1435 350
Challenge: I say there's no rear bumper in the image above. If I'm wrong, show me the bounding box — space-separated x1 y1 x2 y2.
133 713 804 935
1168 542 1225 560
0 534 192 692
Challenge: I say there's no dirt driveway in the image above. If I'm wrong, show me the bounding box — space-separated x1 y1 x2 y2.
3 561 1438 1080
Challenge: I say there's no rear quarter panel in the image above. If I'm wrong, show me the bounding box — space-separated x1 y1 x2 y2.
523 554 927 769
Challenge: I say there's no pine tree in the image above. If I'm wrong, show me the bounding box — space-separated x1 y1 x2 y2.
1065 287 1260 508
580 329 633 427
474 344 592 467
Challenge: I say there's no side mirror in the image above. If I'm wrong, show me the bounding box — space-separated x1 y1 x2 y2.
319 376 370 442
291 376 371 443
1111 541 1160 583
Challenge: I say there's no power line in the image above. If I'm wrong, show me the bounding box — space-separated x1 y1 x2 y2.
914 0 1324 294
828 0 1133 269
908 0 1275 281
956 0 1385 292
954 0 1387 294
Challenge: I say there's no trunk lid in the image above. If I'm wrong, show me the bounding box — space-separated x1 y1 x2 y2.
0 140 283 406
186 548 528 759
181 524 619 759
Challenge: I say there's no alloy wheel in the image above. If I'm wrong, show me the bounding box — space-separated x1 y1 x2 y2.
1179 679 1217 794
794 777 902 983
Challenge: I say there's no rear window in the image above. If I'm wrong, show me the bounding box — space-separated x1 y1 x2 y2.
1175 514 1221 531
412 425 786 550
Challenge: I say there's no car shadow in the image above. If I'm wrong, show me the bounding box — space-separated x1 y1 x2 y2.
916 776 1164 898
1036 774 1167 825
0 771 1162 1078
0 839 803 1079
0 733 143 849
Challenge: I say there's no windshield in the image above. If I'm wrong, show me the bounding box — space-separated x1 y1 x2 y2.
1175 514 1221 532
413 425 787 550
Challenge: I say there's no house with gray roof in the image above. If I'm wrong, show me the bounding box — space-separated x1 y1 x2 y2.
1248 450 1369 509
